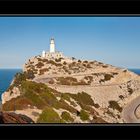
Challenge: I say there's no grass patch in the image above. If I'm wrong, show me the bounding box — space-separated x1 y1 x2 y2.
68 92 94 106
61 111 74 122
80 109 89 121
53 99 77 114
37 107 64 123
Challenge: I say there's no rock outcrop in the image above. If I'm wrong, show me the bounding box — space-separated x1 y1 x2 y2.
0 112 34 123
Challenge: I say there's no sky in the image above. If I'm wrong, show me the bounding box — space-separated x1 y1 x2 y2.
0 17 140 69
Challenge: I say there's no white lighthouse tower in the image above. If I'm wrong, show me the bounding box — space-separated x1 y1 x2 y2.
50 38 55 53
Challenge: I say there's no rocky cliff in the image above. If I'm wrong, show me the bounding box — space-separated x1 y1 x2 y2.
2 55 140 123
0 112 34 123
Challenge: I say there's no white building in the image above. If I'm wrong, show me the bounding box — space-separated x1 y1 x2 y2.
42 38 63 59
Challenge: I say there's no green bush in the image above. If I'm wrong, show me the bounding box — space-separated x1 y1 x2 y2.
63 61 67 65
39 68 49 75
102 65 108 68
61 94 77 107
61 111 74 122
68 92 94 106
36 62 44 68
104 74 113 81
119 95 124 100
80 109 89 121
37 107 64 123
55 58 62 62
53 99 77 114
26 70 35 79
57 77 78 85
108 100 122 112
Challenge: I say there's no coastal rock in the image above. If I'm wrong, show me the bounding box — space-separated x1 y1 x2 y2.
0 112 34 123
2 87 20 104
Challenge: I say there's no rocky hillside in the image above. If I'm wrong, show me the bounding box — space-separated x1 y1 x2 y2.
0 112 34 123
1 55 140 123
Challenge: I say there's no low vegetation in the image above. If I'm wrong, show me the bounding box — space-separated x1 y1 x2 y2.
79 109 89 121
108 100 122 112
37 107 64 123
61 111 74 122
100 73 114 83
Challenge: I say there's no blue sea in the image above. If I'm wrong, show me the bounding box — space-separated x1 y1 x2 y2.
128 69 140 75
0 68 139 101
0 69 22 100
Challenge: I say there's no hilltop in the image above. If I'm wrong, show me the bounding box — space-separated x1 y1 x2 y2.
1 55 140 123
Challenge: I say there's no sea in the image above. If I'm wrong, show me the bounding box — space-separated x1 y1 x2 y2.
0 68 139 101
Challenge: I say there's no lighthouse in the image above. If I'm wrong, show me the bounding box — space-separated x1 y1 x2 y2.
50 38 55 53
41 38 64 59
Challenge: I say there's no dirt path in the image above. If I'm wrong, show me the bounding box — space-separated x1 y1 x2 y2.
122 95 140 123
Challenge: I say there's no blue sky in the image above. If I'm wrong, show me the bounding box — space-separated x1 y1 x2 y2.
0 17 140 69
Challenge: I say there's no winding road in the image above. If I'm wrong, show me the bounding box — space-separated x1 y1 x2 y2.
122 95 140 123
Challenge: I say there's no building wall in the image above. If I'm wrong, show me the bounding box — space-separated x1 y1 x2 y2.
44 52 63 59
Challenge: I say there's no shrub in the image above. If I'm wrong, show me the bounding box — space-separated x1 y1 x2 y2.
83 64 87 67
86 64 92 68
128 88 133 95
42 59 48 63
53 99 77 114
78 60 81 63
61 111 74 122
80 109 89 121
100 74 113 83
108 100 122 112
83 61 88 63
61 94 77 107
112 72 118 75
37 58 43 62
36 62 44 68
68 92 94 106
55 58 62 62
63 61 67 65
26 70 35 79
37 107 63 123
57 77 78 85
123 70 127 72
39 68 49 75
84 76 93 81
104 74 113 81
72 57 76 60
119 95 124 100
98 62 103 65
102 65 108 68
40 91 58 107
79 104 99 115
12 72 27 87
20 81 50 108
